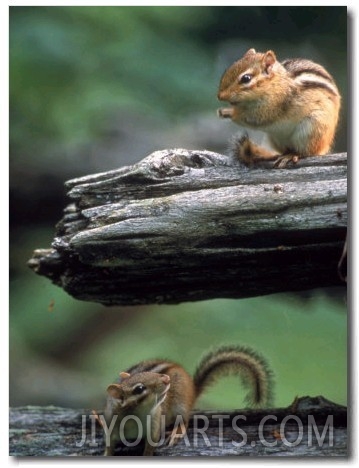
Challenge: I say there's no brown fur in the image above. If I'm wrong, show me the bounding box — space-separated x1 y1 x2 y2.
218 49 341 167
104 345 273 455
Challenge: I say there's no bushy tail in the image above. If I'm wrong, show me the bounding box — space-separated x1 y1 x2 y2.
230 133 278 165
193 345 273 408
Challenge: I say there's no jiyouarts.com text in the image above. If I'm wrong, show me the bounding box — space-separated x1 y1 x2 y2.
76 413 334 449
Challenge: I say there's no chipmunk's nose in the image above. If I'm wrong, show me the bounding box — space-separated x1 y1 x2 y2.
218 89 230 101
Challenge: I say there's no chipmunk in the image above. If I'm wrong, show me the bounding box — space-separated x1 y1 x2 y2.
217 48 341 168
103 345 273 456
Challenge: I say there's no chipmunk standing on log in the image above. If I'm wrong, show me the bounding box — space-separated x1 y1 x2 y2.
217 48 341 168
103 345 273 456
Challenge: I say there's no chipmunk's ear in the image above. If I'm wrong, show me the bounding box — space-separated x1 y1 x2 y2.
263 50 276 74
119 372 131 379
244 48 256 56
107 384 122 399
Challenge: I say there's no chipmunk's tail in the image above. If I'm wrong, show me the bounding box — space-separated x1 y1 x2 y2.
193 345 273 408
230 133 279 165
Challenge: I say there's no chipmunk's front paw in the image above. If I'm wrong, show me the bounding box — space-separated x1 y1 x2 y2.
217 107 234 119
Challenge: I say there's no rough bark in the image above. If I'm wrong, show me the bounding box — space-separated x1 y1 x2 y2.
9 396 347 457
28 149 347 306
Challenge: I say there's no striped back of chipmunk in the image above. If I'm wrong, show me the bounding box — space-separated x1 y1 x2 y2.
282 58 340 99
122 359 177 378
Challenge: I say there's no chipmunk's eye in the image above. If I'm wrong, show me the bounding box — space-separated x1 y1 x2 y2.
240 74 252 84
132 384 146 395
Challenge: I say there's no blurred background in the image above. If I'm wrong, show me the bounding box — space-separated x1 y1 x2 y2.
10 6 347 411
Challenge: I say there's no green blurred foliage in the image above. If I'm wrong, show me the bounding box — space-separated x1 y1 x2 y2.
10 229 347 408
10 229 347 409
9 6 347 409
10 6 216 154
10 6 347 157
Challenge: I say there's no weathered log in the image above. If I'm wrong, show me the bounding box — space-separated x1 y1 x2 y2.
9 396 347 456
28 149 347 305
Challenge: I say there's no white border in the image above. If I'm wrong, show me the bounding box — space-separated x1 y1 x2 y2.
5 1 355 467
